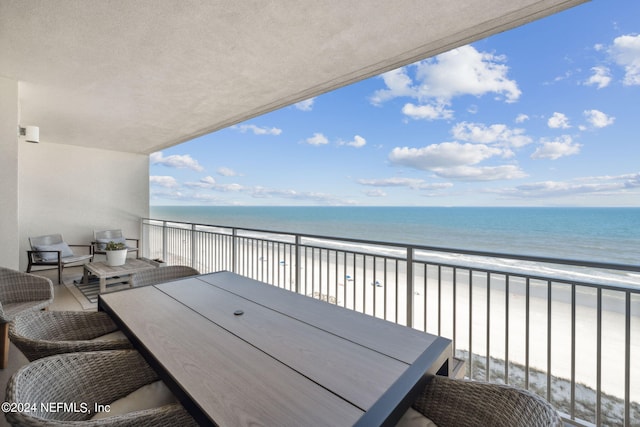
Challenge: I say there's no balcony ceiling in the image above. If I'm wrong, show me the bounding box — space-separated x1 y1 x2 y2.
1 0 586 154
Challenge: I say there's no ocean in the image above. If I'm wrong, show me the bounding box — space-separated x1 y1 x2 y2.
149 206 639 267
147 206 640 407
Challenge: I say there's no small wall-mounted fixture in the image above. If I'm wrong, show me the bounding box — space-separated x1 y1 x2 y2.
19 125 40 143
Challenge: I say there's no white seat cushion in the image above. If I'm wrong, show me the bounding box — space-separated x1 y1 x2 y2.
396 407 438 427
33 242 74 261
90 330 128 341
90 380 177 420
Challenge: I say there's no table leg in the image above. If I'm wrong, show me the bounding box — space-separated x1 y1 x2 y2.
83 267 89 285
0 322 9 369
100 277 107 294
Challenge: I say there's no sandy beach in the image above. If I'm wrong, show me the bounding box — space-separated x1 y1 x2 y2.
145 226 639 422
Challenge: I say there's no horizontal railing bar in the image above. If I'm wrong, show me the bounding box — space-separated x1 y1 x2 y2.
411 261 640 294
143 218 639 274
143 216 638 427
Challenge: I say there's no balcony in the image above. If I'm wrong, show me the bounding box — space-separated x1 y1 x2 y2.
142 217 640 427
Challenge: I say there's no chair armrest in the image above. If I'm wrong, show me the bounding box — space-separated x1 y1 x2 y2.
27 250 61 262
124 237 140 248
412 376 562 427
0 269 54 307
68 244 93 255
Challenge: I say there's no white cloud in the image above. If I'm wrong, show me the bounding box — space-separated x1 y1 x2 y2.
345 135 366 148
295 98 316 111
452 122 532 148
433 165 527 181
551 70 574 84
371 45 520 121
357 177 453 190
584 66 612 89
402 103 453 121
150 152 204 172
370 68 417 105
389 142 503 170
150 189 186 200
413 45 521 103
358 177 426 188
584 109 615 128
250 187 350 205
364 189 387 197
233 124 282 135
182 177 244 192
306 133 329 146
547 112 571 129
495 173 640 199
388 119 533 182
609 34 640 86
515 114 529 123
192 194 224 203
184 176 216 188
217 183 245 192
531 135 582 160
149 175 179 188
217 167 241 176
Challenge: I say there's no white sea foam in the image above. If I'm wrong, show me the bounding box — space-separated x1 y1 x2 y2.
145 207 640 405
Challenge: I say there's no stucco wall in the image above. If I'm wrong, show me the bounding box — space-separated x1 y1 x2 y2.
18 141 149 272
0 77 20 269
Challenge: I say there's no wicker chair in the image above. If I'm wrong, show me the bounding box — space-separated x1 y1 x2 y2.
5 350 198 426
9 310 132 361
0 267 54 368
412 375 562 427
130 266 199 287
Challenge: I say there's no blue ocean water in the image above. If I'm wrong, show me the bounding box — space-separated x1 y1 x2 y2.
149 206 639 266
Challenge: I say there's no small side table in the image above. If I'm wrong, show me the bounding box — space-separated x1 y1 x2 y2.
83 259 156 294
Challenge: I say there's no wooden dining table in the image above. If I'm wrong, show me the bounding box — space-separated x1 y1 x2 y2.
98 271 452 427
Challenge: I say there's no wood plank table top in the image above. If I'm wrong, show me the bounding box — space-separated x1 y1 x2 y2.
99 271 452 427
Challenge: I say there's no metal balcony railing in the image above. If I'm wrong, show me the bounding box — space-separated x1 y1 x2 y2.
141 218 640 427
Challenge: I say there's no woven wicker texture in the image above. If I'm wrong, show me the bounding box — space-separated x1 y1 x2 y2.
10 311 132 361
130 266 199 287
413 375 562 427
0 267 53 322
5 350 198 426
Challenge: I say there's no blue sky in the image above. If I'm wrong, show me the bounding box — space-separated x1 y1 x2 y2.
150 0 640 207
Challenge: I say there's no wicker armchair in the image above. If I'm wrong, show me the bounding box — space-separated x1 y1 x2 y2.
9 310 132 361
0 267 54 368
130 266 199 287
5 350 197 426
412 375 562 427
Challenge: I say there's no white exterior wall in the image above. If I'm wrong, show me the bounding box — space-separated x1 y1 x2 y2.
17 142 149 271
0 77 20 269
0 77 150 272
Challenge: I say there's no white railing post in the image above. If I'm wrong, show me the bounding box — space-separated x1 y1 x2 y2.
144 215 640 427
231 228 237 273
191 223 197 270
139 219 145 259
295 235 301 294
162 221 168 263
406 246 414 328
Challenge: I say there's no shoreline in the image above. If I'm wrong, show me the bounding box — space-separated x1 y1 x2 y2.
147 227 640 408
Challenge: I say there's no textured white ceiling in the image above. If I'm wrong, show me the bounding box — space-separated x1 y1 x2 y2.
1 0 587 154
